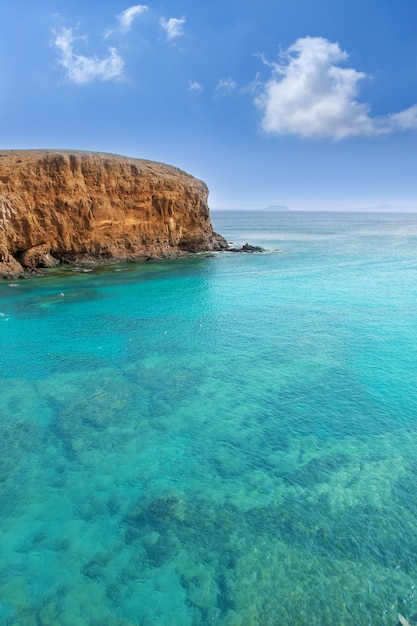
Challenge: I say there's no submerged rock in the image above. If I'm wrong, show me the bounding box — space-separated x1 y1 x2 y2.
0 150 227 277
397 613 417 626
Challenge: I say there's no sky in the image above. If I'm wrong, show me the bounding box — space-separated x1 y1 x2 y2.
1 0 416 210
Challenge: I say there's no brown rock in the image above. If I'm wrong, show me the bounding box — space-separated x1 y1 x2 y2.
19 243 60 269
0 150 227 277
0 255 23 278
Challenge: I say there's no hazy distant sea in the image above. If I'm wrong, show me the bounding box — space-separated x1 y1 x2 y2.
2 210 417 625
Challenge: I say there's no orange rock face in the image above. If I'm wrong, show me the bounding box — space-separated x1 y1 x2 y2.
0 150 226 277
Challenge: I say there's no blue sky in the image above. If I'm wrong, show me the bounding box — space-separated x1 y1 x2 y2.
1 0 416 210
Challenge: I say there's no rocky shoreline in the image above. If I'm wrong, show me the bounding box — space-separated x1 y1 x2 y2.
0 150 227 278
226 243 265 253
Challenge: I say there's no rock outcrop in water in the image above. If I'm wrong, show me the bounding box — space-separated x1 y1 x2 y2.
0 150 227 277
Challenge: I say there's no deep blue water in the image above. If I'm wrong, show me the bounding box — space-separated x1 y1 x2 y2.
1 210 417 625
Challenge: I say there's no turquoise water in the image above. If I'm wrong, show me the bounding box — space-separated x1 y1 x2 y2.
1 210 417 625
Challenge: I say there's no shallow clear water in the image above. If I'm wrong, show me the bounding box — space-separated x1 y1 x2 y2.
1 210 417 625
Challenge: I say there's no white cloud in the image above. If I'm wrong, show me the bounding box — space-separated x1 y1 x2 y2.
215 78 238 95
255 36 417 140
188 80 204 92
241 72 263 95
160 16 185 41
54 27 124 84
117 5 148 33
387 105 417 131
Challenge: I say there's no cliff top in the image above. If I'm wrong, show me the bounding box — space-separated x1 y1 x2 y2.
0 149 199 182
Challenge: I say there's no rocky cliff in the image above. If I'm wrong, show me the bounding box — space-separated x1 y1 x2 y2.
0 150 226 277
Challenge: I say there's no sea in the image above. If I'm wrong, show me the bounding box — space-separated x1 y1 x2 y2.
1 210 417 625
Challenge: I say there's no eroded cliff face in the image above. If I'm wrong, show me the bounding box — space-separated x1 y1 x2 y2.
0 150 226 277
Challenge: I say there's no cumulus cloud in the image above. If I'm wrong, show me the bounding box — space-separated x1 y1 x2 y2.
54 27 124 84
117 5 148 33
160 16 185 41
188 80 204 92
255 36 417 140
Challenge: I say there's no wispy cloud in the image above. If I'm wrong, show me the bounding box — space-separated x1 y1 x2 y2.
255 36 417 140
215 78 238 95
188 80 204 92
117 5 148 33
241 72 263 95
159 16 186 41
53 27 124 84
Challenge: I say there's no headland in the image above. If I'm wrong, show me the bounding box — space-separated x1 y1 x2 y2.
0 150 227 278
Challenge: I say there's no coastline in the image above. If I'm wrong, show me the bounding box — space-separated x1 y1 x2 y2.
0 150 227 279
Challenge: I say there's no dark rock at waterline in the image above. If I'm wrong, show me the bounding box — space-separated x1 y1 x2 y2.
227 242 265 253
